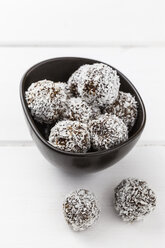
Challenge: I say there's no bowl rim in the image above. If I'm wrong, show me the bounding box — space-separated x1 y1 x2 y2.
20 56 146 157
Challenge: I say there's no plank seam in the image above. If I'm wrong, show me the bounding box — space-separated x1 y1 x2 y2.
0 41 165 48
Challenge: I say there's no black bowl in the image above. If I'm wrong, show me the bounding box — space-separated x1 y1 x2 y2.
20 57 146 173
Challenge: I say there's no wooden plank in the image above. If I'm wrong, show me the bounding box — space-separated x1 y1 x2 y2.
0 47 164 142
0 0 164 44
0 145 164 247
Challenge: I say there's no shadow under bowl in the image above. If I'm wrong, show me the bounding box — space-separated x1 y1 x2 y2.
20 57 146 173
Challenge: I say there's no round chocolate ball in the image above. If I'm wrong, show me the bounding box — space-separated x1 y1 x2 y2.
89 114 128 150
69 63 120 106
67 65 86 97
49 120 91 153
63 189 100 231
62 97 101 123
25 80 67 124
103 91 138 128
114 178 156 222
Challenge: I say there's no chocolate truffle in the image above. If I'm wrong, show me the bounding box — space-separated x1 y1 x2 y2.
63 97 101 123
114 178 156 222
49 120 90 153
67 66 86 97
103 91 138 128
69 63 120 106
25 80 67 124
63 189 100 231
89 114 128 150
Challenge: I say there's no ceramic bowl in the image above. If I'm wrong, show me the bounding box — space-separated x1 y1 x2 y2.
20 57 146 173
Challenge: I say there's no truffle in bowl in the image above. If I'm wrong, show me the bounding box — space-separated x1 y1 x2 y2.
20 57 146 173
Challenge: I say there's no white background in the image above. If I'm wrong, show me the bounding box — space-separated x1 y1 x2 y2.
0 0 165 247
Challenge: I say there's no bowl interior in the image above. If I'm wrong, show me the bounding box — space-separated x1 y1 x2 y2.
21 57 146 154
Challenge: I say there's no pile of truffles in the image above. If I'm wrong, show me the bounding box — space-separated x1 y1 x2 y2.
63 179 156 232
25 63 138 153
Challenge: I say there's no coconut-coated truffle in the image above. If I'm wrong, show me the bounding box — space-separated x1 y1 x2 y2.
62 97 101 123
103 91 138 128
89 114 128 150
69 63 120 106
25 80 67 124
63 189 100 231
114 178 156 222
67 66 84 97
49 120 90 153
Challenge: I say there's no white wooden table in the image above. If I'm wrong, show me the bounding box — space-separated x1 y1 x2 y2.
0 0 165 247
